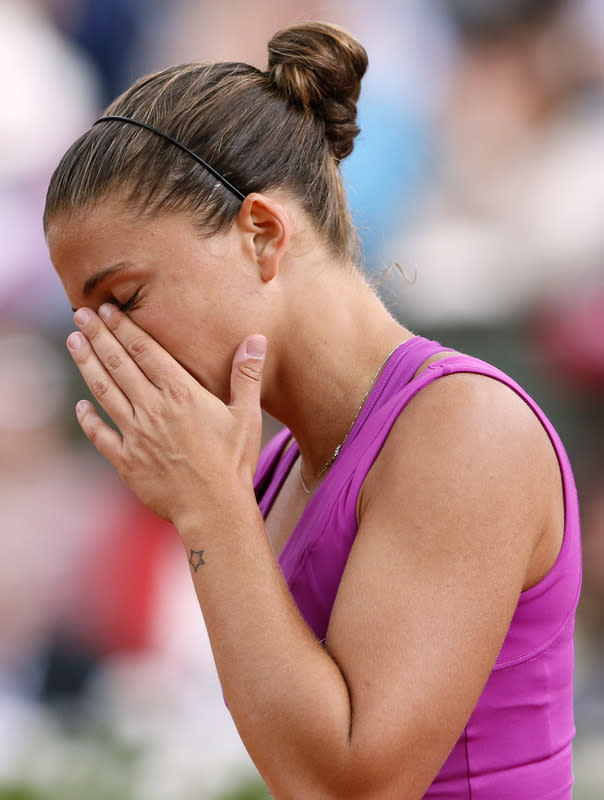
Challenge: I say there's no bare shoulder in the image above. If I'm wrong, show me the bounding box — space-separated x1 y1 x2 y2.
368 367 553 478
369 367 557 488
359 368 563 587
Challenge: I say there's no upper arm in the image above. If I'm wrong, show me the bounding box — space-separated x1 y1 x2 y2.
325 373 557 799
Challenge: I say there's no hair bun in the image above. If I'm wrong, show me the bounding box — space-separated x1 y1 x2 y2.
267 21 368 162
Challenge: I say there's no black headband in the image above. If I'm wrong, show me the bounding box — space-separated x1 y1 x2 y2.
93 115 246 202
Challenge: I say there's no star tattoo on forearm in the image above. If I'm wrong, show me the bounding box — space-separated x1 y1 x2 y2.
189 549 205 571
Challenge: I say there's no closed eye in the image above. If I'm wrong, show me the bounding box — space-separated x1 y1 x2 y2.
114 288 142 313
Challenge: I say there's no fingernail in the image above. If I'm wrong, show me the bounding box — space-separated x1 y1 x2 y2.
246 336 266 358
67 332 83 351
74 308 90 326
99 304 113 321
75 400 88 417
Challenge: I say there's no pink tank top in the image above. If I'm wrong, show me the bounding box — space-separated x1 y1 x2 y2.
254 336 581 798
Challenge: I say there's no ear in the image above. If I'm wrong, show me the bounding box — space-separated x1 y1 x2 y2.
235 193 291 282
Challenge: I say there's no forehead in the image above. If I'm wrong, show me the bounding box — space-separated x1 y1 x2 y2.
47 200 134 261
47 199 152 255
46 201 197 288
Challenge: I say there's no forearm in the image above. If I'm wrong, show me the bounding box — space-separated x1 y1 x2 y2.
63 311 378 796
177 490 354 800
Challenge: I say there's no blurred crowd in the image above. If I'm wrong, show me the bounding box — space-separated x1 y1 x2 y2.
1 0 603 797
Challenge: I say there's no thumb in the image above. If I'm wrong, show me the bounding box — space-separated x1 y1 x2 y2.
229 335 266 410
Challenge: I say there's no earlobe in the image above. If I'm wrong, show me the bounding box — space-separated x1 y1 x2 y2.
237 193 290 282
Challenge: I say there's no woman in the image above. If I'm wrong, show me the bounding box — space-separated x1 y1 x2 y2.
44 22 580 799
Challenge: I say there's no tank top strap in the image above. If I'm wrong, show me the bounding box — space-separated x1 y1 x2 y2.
330 337 457 490
255 426 293 513
254 340 578 529
329 349 581 662
254 336 450 513
429 354 580 541
335 348 577 523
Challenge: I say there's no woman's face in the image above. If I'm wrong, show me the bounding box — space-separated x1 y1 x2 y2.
46 198 271 402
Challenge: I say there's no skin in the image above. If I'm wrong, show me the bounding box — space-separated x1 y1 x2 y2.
46 191 564 799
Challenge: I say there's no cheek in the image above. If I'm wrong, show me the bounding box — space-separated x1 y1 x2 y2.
136 308 234 399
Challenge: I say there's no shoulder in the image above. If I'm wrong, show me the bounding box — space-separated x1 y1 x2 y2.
373 365 554 483
359 367 560 568
372 363 552 466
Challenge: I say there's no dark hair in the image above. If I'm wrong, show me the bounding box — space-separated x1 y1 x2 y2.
43 21 368 263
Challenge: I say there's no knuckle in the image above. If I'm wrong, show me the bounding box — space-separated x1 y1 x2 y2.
121 449 138 472
129 336 149 359
166 381 191 404
104 310 122 332
145 402 165 421
105 351 123 372
73 345 90 364
91 378 110 400
83 417 99 444
85 319 101 341
239 362 262 382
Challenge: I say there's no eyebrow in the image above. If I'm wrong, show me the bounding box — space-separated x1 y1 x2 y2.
70 262 131 312
83 262 130 296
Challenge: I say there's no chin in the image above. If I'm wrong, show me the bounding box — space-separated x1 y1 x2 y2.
191 368 230 404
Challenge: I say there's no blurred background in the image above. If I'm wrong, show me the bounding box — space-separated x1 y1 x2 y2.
0 0 602 797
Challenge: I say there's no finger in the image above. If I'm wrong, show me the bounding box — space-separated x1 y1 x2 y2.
96 304 192 394
67 331 133 429
75 399 124 468
75 307 159 404
229 335 266 411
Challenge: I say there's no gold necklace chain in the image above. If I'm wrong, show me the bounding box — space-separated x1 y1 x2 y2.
299 342 403 494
